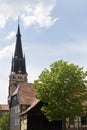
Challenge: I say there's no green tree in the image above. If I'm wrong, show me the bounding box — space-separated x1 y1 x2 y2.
0 106 2 118
34 60 87 130
0 112 10 130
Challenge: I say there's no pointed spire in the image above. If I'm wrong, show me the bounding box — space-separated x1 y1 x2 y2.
11 23 27 74
16 24 21 37
14 24 23 59
11 56 14 72
23 54 26 73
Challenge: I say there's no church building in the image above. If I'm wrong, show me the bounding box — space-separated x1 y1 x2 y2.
8 24 62 130
8 24 36 130
8 24 27 98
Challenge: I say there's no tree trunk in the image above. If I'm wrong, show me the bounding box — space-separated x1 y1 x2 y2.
62 118 66 130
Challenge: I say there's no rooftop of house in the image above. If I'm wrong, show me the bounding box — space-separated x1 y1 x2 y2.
0 104 9 111
21 99 40 116
12 82 36 106
19 83 36 105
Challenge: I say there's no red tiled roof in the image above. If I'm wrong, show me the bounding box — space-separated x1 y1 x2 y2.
18 83 36 105
0 104 9 111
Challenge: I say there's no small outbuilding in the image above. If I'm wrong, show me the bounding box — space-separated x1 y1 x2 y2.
21 99 62 130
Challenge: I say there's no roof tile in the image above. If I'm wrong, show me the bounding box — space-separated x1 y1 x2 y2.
0 104 9 111
18 83 36 105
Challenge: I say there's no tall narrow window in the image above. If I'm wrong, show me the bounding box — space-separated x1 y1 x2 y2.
81 116 87 125
15 105 20 113
15 118 20 126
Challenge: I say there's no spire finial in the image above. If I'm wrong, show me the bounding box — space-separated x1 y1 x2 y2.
18 15 20 25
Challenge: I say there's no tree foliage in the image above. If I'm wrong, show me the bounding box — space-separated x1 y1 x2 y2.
0 112 10 130
0 106 2 117
34 60 87 122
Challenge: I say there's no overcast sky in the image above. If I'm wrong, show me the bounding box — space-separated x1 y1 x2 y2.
0 0 87 104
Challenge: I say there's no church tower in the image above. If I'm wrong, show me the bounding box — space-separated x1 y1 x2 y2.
9 24 28 97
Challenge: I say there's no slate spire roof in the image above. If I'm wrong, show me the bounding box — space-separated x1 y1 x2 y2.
11 24 27 74
14 24 23 59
